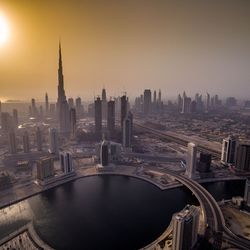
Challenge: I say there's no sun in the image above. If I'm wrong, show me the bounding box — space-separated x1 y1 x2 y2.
0 13 9 45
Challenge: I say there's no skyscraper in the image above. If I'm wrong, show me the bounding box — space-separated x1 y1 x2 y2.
12 109 18 128
56 42 70 134
95 97 102 137
100 140 109 166
143 89 151 114
68 98 74 109
1 112 13 132
153 90 157 103
235 144 250 172
102 88 107 120
122 112 133 148
107 100 115 135
221 136 238 166
59 151 74 173
36 127 43 151
70 108 77 138
158 89 161 102
49 128 58 154
121 94 128 129
244 178 250 208
23 131 30 153
36 157 55 181
45 92 49 114
9 129 17 154
75 97 84 118
186 142 197 179
172 205 200 250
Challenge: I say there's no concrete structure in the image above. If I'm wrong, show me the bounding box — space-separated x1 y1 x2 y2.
107 99 115 135
221 136 238 166
8 129 17 154
172 205 200 250
36 157 55 181
244 178 250 208
22 131 30 153
1 112 13 132
235 143 250 172
36 127 43 151
75 97 84 118
143 89 151 114
49 128 58 154
185 142 197 179
12 109 18 128
94 96 102 137
121 94 128 129
122 113 133 149
45 92 49 114
59 151 73 174
100 140 109 166
102 88 107 120
69 108 77 138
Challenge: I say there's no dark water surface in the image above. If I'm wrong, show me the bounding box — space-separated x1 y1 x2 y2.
0 176 245 250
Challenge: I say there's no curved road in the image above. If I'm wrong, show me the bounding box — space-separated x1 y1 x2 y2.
164 170 250 249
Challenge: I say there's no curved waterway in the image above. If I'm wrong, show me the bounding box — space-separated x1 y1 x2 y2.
0 176 245 250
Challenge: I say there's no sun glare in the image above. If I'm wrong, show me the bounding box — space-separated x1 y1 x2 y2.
0 13 9 45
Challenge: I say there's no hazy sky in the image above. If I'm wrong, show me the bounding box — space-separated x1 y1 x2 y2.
0 0 250 102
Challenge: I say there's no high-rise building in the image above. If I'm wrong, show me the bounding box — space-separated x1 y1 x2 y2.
122 112 133 148
221 136 238 166
9 129 17 154
182 92 191 114
235 144 250 172
56 42 70 134
1 112 13 132
59 151 73 173
186 142 197 179
197 153 211 173
143 89 152 114
12 109 18 128
23 131 30 153
49 128 58 154
107 100 115 135
36 157 54 181
102 88 107 120
68 98 74 108
244 178 250 208
172 205 200 250
36 127 43 151
153 90 157 103
100 140 109 166
45 92 49 114
120 95 128 129
75 97 84 118
158 89 161 102
205 92 210 112
49 104 56 117
177 94 183 112
69 108 77 138
95 97 102 137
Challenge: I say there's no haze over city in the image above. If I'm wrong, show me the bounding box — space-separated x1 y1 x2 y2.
1 0 250 101
0 1 250 250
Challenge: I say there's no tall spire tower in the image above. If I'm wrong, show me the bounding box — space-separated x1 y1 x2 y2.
57 41 66 104
56 41 70 135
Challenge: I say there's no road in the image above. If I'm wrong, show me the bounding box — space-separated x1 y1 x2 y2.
135 122 221 158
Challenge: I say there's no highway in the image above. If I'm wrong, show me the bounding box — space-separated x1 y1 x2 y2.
135 122 221 158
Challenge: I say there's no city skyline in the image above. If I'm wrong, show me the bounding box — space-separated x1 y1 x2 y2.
1 0 250 101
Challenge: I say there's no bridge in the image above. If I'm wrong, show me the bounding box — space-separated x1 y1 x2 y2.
163 170 250 249
135 122 221 158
